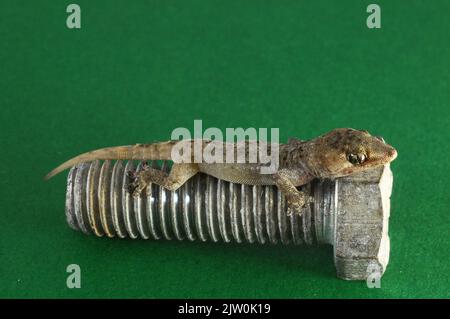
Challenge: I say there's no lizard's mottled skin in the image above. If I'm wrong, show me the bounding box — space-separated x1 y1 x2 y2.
46 128 397 215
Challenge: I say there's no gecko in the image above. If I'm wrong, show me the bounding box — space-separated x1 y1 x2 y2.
45 128 397 215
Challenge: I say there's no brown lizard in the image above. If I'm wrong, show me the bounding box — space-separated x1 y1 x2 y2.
45 128 397 215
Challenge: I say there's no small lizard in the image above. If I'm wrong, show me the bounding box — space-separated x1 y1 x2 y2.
45 128 397 215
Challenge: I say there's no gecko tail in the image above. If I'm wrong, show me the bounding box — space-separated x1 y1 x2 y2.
44 145 137 180
45 141 180 180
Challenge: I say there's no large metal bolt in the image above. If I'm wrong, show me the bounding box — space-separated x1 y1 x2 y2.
65 160 393 280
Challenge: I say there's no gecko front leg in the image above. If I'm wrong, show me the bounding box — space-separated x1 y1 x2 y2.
273 169 313 216
129 163 199 196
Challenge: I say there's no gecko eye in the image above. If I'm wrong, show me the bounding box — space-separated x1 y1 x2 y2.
347 153 366 165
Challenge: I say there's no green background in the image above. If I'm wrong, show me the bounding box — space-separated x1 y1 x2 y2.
1 0 449 298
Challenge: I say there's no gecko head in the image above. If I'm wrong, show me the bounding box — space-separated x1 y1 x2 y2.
312 128 397 178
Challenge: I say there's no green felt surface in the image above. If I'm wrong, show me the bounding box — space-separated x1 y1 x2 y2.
0 0 449 299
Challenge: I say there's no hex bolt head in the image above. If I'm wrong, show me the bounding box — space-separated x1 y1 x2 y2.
334 164 392 280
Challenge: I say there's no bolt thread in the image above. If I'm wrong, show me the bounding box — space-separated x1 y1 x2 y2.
65 160 336 245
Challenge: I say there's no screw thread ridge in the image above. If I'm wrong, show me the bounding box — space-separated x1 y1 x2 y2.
65 160 336 245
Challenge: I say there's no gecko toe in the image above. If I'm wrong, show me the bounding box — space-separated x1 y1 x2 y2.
141 161 150 170
132 189 141 198
126 170 140 194
287 207 293 217
127 182 137 194
127 169 137 179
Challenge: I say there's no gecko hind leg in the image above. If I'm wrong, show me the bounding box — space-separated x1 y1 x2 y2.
129 163 199 197
285 191 313 217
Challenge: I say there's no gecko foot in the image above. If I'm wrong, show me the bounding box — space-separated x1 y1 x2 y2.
126 162 154 196
127 169 137 179
286 194 313 217
128 174 148 197
141 161 150 170
128 165 169 197
127 169 148 197
126 170 139 195
126 169 135 186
